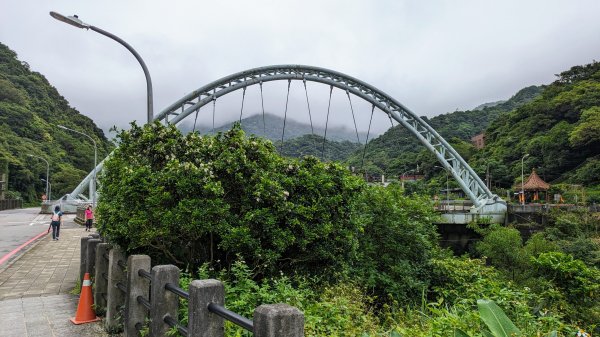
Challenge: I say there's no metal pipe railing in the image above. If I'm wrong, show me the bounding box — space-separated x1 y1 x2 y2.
116 282 127 293
137 295 151 310
165 282 190 300
208 302 253 331
87 238 304 337
138 269 152 281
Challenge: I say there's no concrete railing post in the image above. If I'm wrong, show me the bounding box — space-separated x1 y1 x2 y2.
188 279 225 337
253 304 304 337
86 238 102 279
150 265 180 336
94 242 112 315
79 236 90 282
106 246 126 332
124 255 151 337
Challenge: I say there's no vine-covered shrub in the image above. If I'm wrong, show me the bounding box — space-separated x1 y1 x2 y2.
97 122 364 278
352 184 439 303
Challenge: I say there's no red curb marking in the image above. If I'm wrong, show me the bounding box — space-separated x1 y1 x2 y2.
0 230 48 266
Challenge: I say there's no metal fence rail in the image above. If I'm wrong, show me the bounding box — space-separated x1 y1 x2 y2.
81 234 305 337
208 302 254 331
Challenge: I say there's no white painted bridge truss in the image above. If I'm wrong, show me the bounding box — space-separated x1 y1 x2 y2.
70 65 506 221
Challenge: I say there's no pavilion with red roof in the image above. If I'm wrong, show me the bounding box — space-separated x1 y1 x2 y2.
514 169 551 203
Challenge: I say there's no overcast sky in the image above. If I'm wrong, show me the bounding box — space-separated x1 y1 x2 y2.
1 0 599 138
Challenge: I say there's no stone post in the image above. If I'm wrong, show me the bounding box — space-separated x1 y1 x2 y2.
86 238 102 279
124 255 151 337
253 304 304 337
188 279 225 337
150 265 180 337
106 246 126 332
79 236 90 283
94 242 112 315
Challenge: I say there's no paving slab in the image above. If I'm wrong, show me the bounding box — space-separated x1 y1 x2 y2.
0 295 111 337
0 216 119 336
0 227 83 300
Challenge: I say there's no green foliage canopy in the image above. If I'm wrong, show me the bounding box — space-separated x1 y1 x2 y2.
97 122 364 278
352 184 439 302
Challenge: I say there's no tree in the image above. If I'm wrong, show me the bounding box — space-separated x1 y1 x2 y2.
475 225 527 281
97 122 365 279
570 106 600 148
352 183 439 302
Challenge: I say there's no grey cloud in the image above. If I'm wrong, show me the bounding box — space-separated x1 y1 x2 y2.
1 0 599 137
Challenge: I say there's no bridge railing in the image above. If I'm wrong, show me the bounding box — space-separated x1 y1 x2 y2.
81 235 305 337
0 199 22 211
434 199 473 213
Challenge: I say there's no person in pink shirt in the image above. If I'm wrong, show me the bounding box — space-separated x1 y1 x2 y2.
84 205 94 231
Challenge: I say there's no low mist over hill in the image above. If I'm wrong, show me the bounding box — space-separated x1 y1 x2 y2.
179 113 368 144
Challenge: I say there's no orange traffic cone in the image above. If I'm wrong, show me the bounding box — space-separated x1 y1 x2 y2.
70 272 101 324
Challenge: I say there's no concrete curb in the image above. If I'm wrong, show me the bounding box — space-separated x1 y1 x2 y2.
0 231 50 274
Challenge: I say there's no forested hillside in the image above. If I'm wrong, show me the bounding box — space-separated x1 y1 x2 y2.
471 62 600 187
345 85 543 175
0 42 113 202
280 134 362 162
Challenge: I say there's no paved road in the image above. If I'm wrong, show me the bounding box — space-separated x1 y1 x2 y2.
0 214 112 336
0 208 77 268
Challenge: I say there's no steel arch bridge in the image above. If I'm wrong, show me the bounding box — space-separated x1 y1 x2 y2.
71 65 506 222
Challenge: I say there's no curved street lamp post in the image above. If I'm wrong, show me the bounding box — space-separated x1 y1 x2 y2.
521 154 530 206
27 154 50 200
57 125 97 206
400 169 414 189
49 11 153 123
41 178 52 202
435 165 450 211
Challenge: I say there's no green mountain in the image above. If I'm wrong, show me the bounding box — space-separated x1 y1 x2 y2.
471 61 600 187
279 134 362 162
181 113 368 143
0 42 113 202
345 85 544 175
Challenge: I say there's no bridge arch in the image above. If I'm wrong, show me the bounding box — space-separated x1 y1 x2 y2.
155 65 504 211
72 65 506 217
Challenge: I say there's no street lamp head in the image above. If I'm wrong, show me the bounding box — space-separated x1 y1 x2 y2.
50 11 90 29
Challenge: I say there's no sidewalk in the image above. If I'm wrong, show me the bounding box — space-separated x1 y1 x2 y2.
0 216 115 336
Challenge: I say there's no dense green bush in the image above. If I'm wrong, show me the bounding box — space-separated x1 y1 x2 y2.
427 257 570 335
474 225 526 281
98 121 446 303
352 183 439 303
532 252 600 324
470 214 600 333
175 261 381 337
97 122 364 278
97 121 596 335
172 257 574 337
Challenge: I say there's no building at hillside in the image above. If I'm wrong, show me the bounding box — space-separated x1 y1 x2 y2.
471 133 485 149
